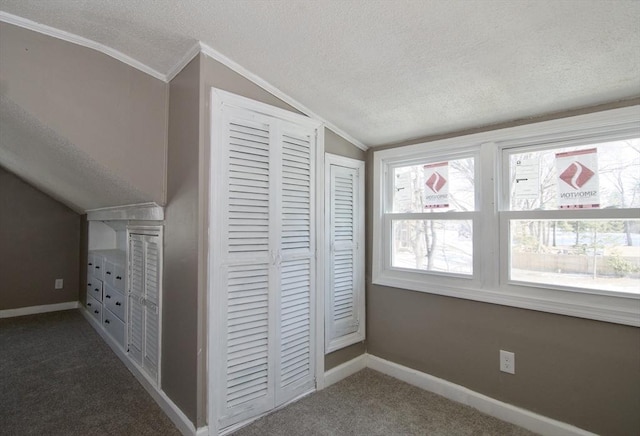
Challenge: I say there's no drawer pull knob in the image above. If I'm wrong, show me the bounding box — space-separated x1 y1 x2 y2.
105 320 110 324
116 302 122 306
88 263 93 266
116 276 122 280
96 266 100 269
87 284 91 287
94 310 99 314
106 271 112 275
94 288 99 292
106 295 111 299
87 303 92 307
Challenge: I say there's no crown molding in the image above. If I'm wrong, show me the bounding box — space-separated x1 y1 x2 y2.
165 40 201 83
0 11 167 81
0 10 369 151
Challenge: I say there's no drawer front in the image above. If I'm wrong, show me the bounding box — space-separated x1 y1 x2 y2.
104 261 116 288
93 256 105 281
103 284 125 321
87 254 96 272
88 278 103 302
113 264 126 293
102 309 125 348
86 296 102 323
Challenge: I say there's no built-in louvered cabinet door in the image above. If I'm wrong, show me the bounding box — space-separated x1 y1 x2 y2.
211 90 321 432
325 155 365 353
127 230 162 385
128 235 145 365
143 237 160 381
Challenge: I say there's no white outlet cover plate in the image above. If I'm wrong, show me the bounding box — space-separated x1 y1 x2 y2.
55 279 64 289
500 350 515 374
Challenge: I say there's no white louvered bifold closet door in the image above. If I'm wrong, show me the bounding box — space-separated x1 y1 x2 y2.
216 110 276 428
128 231 162 385
212 91 319 432
275 124 316 405
326 157 364 353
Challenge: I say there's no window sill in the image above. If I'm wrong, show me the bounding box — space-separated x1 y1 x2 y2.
372 270 640 327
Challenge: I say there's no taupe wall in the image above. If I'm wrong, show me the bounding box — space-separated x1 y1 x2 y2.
0 22 168 208
365 101 640 436
0 166 80 310
164 55 201 425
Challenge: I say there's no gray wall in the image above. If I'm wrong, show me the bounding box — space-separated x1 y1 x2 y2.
365 101 640 436
164 55 201 425
0 166 80 310
0 22 168 210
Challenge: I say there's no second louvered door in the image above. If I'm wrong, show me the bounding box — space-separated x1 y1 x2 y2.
325 154 365 353
211 90 320 432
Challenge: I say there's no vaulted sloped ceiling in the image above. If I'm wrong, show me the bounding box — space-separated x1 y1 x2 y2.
0 1 639 212
0 95 149 212
0 21 168 213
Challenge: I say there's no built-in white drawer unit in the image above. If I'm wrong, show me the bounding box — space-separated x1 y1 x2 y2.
86 249 127 350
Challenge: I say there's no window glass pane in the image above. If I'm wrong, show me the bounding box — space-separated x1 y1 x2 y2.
392 220 473 275
393 157 475 212
508 138 640 211
510 219 640 294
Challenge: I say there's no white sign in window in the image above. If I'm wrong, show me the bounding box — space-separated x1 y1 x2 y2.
555 148 600 209
423 162 449 209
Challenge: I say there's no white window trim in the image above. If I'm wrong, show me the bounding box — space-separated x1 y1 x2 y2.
373 105 640 327
324 153 366 353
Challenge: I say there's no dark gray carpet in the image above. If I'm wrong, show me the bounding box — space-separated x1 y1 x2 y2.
232 368 537 436
0 309 180 436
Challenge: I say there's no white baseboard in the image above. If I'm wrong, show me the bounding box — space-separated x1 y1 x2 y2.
0 301 79 319
324 354 367 387
80 307 205 436
366 354 596 436
195 426 209 436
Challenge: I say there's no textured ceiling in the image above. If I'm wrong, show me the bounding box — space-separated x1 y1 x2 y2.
0 0 639 148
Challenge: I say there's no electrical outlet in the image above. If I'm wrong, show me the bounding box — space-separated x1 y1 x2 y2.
500 350 515 374
55 279 64 290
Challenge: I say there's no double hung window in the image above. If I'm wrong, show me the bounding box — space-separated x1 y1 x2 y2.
373 106 640 326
